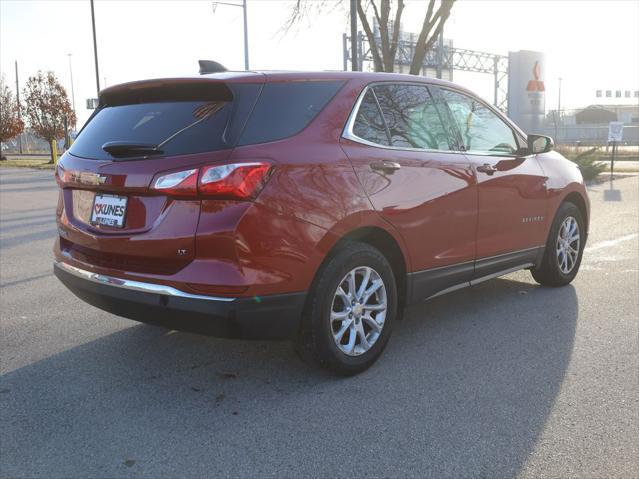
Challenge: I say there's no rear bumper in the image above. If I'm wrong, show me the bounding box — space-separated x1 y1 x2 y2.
54 261 306 340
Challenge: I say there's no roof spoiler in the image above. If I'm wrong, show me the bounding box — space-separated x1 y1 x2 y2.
199 60 228 75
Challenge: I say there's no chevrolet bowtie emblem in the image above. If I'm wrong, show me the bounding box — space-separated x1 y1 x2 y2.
70 171 108 185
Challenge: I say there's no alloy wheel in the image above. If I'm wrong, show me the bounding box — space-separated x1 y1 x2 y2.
556 216 580 274
330 266 387 356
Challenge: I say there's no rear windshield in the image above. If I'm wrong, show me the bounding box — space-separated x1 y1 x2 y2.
70 83 261 160
70 80 344 160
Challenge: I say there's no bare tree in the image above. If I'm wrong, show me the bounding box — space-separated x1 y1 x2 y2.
23 71 76 163
287 0 456 75
0 75 24 160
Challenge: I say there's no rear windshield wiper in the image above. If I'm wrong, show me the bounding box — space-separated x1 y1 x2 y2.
155 102 226 151
102 141 163 158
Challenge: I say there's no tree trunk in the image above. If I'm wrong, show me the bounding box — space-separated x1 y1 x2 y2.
357 1 384 72
47 140 54 164
0 140 5 161
387 0 405 72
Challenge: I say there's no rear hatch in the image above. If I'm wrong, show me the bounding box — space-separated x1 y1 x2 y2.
56 77 263 275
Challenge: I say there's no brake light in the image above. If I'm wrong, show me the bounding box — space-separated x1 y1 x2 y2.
55 163 66 186
151 162 272 200
199 162 271 200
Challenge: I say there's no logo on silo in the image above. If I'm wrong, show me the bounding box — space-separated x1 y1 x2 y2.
526 62 545 92
507 50 546 132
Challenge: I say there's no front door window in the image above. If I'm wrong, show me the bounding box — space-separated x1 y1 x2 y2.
438 89 519 155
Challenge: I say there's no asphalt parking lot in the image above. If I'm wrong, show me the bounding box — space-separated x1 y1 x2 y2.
1 167 637 478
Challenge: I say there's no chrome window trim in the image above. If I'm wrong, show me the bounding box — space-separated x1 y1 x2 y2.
341 82 462 155
461 150 535 159
54 261 236 302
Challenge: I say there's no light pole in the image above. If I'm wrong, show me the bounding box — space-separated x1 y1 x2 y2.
14 60 22 154
557 77 562 123
350 0 358 71
66 53 76 114
90 0 101 95
212 1 249 70
556 77 562 142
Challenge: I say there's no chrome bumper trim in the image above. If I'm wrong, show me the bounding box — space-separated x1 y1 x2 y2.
54 261 236 302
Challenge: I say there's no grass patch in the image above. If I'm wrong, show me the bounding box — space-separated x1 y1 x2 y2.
555 145 638 162
0 159 55 170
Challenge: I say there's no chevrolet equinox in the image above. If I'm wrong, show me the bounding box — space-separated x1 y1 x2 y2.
54 70 589 375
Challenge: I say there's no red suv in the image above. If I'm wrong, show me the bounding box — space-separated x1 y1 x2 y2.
54 70 589 375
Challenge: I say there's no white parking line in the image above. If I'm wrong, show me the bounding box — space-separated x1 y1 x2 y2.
585 233 638 252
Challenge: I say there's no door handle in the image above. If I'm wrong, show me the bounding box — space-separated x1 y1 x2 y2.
370 161 401 174
476 163 497 175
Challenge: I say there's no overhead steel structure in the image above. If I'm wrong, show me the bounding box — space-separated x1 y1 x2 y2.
343 32 509 112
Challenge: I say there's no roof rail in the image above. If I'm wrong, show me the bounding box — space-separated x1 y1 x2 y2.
198 60 228 75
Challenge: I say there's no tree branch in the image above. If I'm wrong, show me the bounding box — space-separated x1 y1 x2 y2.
409 0 455 75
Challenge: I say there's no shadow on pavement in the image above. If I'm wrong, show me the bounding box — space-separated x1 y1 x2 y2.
0 176 55 187
0 227 58 250
0 276 577 478
602 178 622 202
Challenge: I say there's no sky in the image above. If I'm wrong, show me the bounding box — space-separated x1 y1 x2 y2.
1 0 638 126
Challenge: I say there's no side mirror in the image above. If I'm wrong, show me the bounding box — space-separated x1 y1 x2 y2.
527 134 554 154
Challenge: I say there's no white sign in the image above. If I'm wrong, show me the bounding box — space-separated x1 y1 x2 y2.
608 121 624 142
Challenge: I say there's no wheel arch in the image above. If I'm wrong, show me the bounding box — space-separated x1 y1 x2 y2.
562 191 589 235
316 225 409 311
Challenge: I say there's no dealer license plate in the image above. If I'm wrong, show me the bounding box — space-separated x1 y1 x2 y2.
91 194 128 228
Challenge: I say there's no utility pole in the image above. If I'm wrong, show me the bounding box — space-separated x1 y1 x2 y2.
557 77 562 123
14 61 23 154
90 0 101 95
242 0 249 70
436 31 444 79
350 0 358 71
557 77 562 142
343 33 348 71
66 53 76 114
212 1 249 70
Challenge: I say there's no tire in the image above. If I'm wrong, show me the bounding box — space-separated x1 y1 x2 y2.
531 201 585 287
295 241 398 376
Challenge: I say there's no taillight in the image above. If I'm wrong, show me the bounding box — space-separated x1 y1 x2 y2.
55 163 66 186
151 162 272 200
152 169 198 197
199 162 271 200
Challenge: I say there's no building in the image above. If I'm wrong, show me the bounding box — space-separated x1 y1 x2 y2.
543 104 639 145
572 105 639 125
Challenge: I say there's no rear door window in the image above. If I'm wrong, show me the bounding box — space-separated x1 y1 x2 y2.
372 84 453 150
69 83 261 161
351 89 390 146
238 81 344 145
